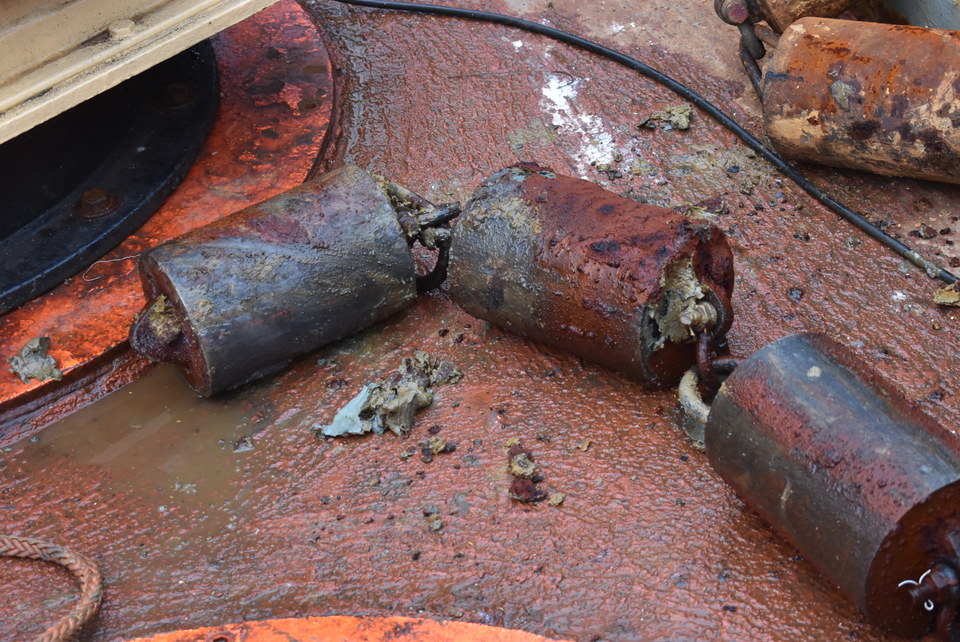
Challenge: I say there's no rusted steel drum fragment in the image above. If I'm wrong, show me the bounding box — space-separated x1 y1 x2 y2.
763 18 960 183
448 164 735 388
129 165 418 396
756 0 856 32
705 333 960 636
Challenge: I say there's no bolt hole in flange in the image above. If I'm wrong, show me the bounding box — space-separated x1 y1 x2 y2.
0 40 219 315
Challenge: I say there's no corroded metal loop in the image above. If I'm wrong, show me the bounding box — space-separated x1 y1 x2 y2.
738 22 766 60
692 327 738 398
678 368 710 425
416 228 452 292
738 40 764 98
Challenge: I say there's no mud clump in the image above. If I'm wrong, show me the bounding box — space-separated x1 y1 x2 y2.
316 351 462 438
8 336 63 384
419 436 457 463
147 295 183 344
934 283 960 307
640 104 693 131
507 440 550 503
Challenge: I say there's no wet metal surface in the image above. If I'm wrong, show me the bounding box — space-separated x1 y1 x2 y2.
0 301 885 641
2 0 960 640
763 18 960 183
706 333 960 636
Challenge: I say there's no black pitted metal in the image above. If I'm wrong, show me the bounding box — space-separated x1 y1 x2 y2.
0 41 219 315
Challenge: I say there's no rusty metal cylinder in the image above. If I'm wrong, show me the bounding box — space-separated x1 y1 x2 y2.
448 164 735 388
755 0 856 32
130 165 420 396
763 18 960 183
705 333 960 636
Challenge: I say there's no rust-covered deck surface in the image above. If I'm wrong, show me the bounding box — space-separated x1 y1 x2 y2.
2 0 960 640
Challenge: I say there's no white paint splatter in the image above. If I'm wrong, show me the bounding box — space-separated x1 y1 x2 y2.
892 291 908 301
512 40 524 49
539 74 615 177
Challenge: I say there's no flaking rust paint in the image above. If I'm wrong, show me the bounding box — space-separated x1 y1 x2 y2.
0 0 334 429
1 2 959 642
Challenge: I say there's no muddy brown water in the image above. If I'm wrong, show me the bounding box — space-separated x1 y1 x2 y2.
10 365 259 533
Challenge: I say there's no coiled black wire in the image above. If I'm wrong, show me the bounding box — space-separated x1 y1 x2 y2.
331 0 958 284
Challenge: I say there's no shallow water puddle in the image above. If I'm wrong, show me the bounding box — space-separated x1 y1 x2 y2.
8 365 264 523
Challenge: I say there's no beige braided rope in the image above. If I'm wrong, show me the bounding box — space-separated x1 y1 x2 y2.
0 535 103 642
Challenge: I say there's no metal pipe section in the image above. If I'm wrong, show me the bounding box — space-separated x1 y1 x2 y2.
763 17 960 184
129 165 420 396
705 333 960 637
448 164 735 388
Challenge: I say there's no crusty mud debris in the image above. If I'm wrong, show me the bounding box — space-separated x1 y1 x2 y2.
934 283 960 307
639 104 693 131
8 336 63 384
419 436 457 463
507 441 550 503
316 351 462 438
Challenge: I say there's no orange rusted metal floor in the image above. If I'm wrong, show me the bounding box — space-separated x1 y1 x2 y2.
2 0 960 640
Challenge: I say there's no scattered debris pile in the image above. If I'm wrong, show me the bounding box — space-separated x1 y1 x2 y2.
7 336 63 384
315 351 461 438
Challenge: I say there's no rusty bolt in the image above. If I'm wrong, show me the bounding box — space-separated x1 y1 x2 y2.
907 562 960 611
108 19 135 39
74 188 121 219
681 301 718 332
715 0 751 24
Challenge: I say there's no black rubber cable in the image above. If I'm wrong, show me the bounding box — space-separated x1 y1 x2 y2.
330 0 958 285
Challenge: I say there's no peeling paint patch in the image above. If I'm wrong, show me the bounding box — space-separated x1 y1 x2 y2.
539 74 615 177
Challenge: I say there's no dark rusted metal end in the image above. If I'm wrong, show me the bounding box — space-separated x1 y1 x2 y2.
715 0 757 25
448 164 735 389
763 18 960 183
705 333 960 637
129 165 420 396
74 188 121 219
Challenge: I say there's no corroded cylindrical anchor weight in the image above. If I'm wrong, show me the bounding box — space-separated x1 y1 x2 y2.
448 164 735 388
705 333 960 637
763 18 960 184
130 165 452 396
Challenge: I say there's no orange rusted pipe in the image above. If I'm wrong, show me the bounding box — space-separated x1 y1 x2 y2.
763 18 960 183
449 164 735 388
